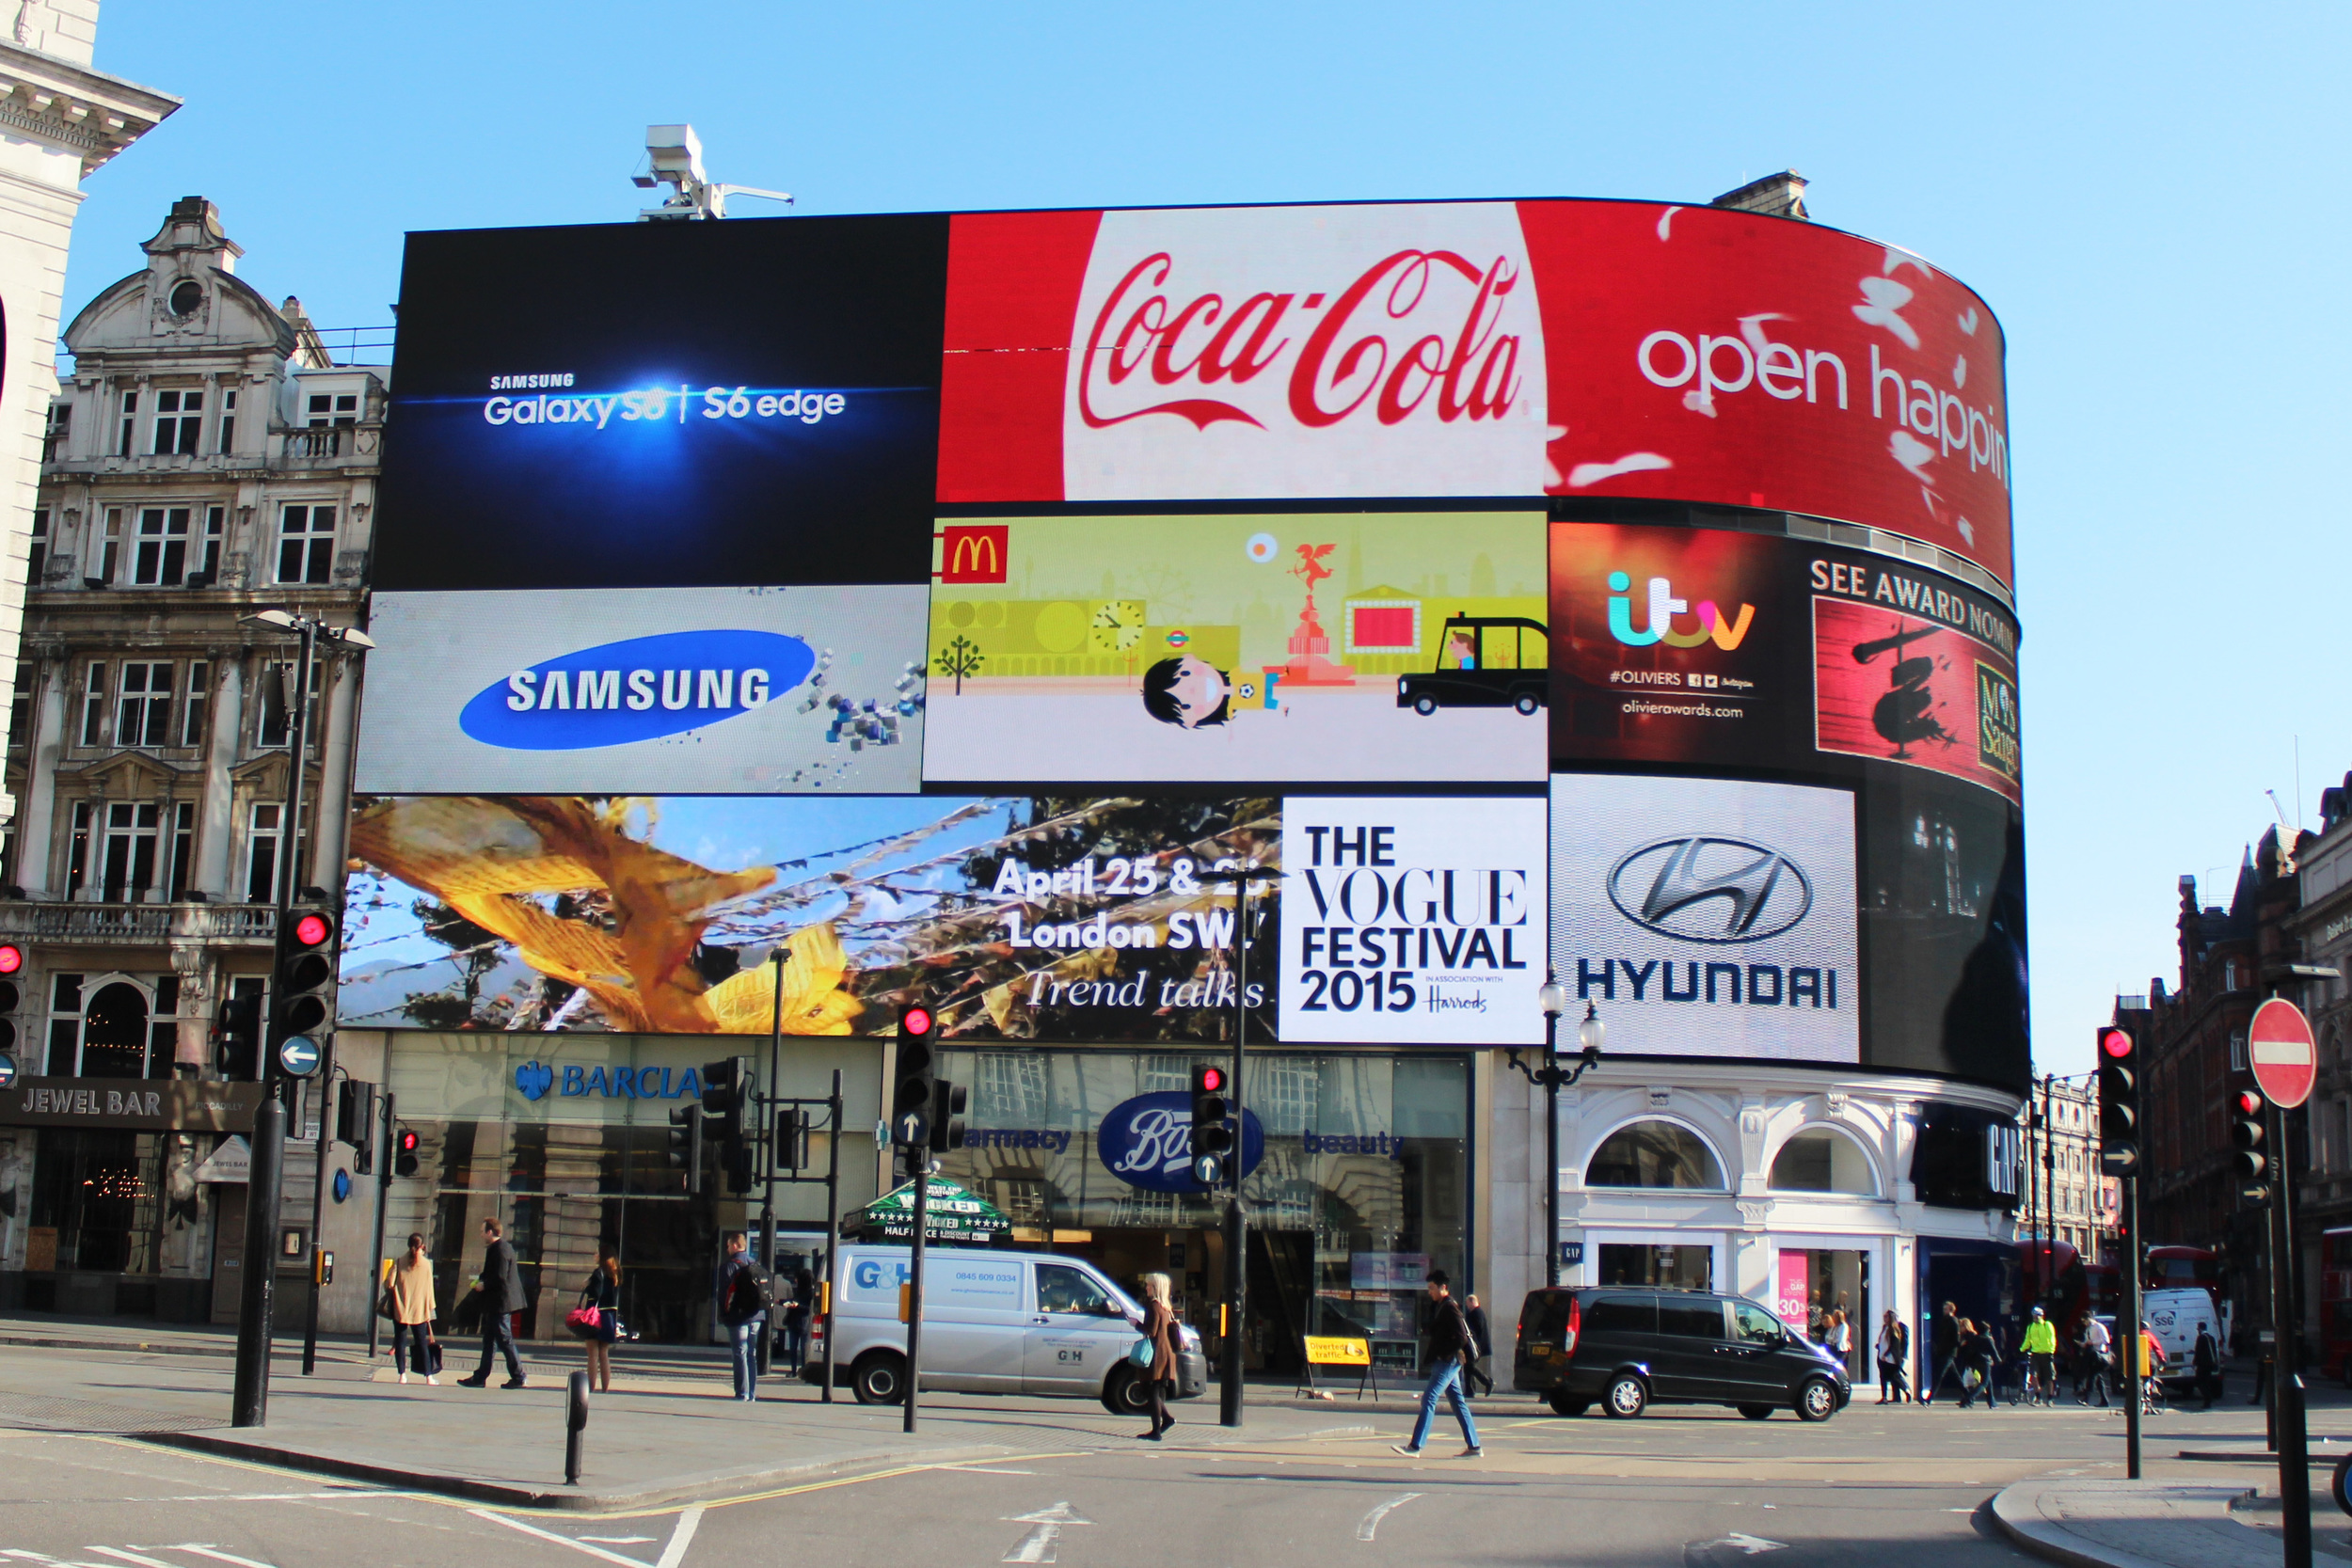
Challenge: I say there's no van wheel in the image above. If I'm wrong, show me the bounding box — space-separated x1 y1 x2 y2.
1602 1372 1647 1418
1413 694 1438 716
1515 693 1541 716
1104 1364 1152 1417
1795 1377 1838 1422
1738 1404 1774 1420
850 1351 907 1405
1546 1389 1591 1417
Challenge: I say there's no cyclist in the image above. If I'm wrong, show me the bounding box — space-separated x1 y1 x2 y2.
2021 1306 2058 1405
2136 1318 2169 1415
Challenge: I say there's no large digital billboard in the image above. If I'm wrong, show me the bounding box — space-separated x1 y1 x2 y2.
375 214 949 591
341 791 1541 1047
939 199 2011 585
355 588 928 795
1550 772 1860 1065
920 512 1549 784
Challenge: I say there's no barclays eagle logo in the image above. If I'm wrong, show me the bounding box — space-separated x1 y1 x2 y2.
515 1060 555 1101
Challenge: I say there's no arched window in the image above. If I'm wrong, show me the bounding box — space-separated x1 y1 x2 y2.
1585 1120 1725 1190
1768 1127 1879 1196
80 981 150 1078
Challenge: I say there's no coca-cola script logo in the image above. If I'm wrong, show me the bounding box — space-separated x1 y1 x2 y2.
1095 1091 1265 1194
1062 204 1551 499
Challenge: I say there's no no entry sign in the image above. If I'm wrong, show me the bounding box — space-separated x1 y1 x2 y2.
2249 997 2317 1109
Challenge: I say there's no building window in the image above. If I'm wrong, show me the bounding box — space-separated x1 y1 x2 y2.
45 972 82 1073
27 507 46 585
277 505 336 584
132 507 192 585
168 800 195 901
78 661 107 747
2231 1032 2249 1072
42 403 68 463
100 802 160 902
246 800 309 904
114 661 172 748
193 505 224 584
255 659 321 748
117 390 137 456
306 391 358 427
180 661 211 748
1586 1121 1727 1189
217 388 237 454
79 980 151 1078
8 664 29 750
96 508 124 584
66 802 90 896
152 389 203 455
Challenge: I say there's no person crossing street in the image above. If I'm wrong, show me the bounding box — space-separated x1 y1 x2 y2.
2021 1307 2058 1404
1391 1271 1480 1459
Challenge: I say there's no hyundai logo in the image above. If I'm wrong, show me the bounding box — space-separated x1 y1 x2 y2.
1606 836 1812 943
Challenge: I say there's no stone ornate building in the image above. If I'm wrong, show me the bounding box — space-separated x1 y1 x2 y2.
0 197 382 1319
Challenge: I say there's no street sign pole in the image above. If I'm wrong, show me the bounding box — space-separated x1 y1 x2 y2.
2122 1171 2141 1479
902 1136 930 1435
822 1069 841 1404
2249 995 2318 1568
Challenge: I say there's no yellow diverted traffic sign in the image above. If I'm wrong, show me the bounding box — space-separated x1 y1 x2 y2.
1303 1336 1370 1367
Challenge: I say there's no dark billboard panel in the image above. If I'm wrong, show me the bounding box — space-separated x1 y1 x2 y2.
356 587 928 795
940 199 2011 585
1549 521 2022 802
376 214 949 591
340 792 1542 1047
921 512 1549 784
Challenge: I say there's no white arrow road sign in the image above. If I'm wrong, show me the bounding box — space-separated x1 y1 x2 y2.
1001 1502 1092 1563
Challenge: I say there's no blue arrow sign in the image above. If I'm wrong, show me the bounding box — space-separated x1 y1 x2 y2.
0 1053 15 1090
279 1036 322 1077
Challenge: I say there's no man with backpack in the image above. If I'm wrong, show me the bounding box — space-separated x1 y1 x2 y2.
716 1231 771 1402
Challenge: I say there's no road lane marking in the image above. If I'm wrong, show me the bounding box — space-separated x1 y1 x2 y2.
470 1510 660 1567
1691 1534 1788 1557
1356 1493 1422 1541
86 1550 178 1568
1000 1501 1091 1564
163 1549 278 1568
578 1540 658 1546
654 1505 703 1568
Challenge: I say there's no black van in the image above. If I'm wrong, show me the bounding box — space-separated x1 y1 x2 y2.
1514 1287 1851 1421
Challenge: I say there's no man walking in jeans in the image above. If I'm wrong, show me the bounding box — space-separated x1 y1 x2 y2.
715 1232 769 1402
456 1216 525 1389
1391 1271 1479 1459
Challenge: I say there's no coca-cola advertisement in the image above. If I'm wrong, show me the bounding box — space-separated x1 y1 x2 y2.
938 199 2011 585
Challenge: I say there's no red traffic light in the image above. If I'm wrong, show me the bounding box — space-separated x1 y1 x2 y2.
292 911 332 948
397 1128 421 1154
2238 1089 2265 1116
901 1006 933 1038
0 943 21 975
2099 1026 2133 1059
1199 1066 1225 1093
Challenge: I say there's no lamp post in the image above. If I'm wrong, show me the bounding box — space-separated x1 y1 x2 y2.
230 609 372 1429
1510 972 1603 1288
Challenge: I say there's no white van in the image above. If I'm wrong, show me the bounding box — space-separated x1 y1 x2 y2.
806 1245 1210 1414
2140 1288 2222 1383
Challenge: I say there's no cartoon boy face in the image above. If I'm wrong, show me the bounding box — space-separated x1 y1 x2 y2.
1142 655 1231 729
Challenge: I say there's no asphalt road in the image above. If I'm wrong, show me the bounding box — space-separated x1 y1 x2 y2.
0 1393 2201 1568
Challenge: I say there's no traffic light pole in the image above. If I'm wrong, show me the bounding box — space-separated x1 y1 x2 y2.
822 1069 841 1404
1220 874 1254 1430
2122 1173 2141 1479
366 1089 393 1364
300 1058 339 1375
233 616 316 1427
2270 1097 2313 1568
903 1144 930 1434
758 947 785 1377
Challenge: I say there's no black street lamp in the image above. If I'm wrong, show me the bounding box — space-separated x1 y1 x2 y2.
1509 972 1603 1287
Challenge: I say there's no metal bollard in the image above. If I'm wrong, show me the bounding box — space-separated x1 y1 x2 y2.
565 1370 590 1485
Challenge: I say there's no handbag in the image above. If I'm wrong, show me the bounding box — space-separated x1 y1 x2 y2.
1128 1336 1154 1368
564 1306 604 1339
376 1286 397 1322
421 1325 444 1376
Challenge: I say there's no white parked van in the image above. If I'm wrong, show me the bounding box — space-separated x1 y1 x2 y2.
2141 1287 2221 1383
807 1245 1210 1414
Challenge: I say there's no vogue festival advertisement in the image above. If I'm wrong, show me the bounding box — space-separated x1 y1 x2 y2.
921 512 1549 784
355 587 930 795
1278 796 1548 1047
376 214 950 592
1549 772 1860 1064
938 198 2011 583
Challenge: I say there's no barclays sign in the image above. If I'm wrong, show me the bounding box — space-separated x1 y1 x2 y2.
1096 1091 1265 1194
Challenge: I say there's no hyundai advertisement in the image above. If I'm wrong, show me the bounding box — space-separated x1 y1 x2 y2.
1549 772 1861 1064
375 214 948 591
355 588 929 794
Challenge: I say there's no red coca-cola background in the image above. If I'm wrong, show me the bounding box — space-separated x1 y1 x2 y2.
938 199 2012 586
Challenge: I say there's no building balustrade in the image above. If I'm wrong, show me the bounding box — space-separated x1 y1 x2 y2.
0 900 281 943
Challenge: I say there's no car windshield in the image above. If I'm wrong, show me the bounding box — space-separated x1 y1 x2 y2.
1037 1263 1119 1316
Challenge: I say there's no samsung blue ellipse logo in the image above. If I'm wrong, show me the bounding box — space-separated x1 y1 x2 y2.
459 629 815 751
1096 1091 1265 1194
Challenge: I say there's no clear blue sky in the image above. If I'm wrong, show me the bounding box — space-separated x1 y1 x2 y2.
66 2 2351 1078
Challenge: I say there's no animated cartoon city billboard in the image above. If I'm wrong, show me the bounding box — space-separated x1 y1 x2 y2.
920 513 1548 783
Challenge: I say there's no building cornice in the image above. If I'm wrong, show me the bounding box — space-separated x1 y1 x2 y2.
0 42 178 174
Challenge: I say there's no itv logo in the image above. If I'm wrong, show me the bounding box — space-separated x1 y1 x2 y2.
1605 571 1755 651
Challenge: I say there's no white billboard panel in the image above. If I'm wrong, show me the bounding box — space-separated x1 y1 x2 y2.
1280 795 1547 1046
1549 773 1857 1063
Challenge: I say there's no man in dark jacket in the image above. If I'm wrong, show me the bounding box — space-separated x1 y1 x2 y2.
1391 1270 1479 1459
1923 1301 1963 1404
1461 1293 1495 1397
2192 1323 2222 1409
457 1216 525 1389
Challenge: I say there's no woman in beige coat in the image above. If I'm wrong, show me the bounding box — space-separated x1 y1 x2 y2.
388 1232 439 1385
1136 1272 1178 1441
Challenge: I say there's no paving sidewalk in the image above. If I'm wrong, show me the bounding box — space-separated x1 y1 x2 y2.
1994 1477 2352 1568
0 1331 1375 1512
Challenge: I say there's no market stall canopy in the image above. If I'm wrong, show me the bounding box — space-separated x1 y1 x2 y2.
852 1177 1011 1244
